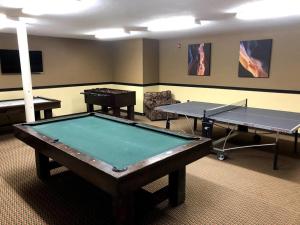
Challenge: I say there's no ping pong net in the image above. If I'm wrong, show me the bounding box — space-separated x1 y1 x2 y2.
203 99 247 118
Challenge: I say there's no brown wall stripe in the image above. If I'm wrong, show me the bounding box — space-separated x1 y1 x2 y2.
0 82 299 94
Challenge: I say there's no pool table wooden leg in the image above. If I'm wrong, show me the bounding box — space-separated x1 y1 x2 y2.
112 193 135 225
35 150 50 180
169 167 186 206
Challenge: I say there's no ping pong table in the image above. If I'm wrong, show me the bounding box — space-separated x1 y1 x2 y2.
156 99 300 170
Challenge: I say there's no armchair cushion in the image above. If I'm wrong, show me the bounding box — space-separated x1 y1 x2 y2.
144 90 180 121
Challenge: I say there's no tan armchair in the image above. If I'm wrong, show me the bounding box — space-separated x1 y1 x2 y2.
143 90 180 121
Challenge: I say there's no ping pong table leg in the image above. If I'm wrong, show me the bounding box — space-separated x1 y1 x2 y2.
273 145 278 170
202 118 214 138
294 131 298 154
273 132 280 170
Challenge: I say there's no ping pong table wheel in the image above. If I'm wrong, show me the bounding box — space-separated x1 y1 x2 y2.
253 134 261 143
217 152 226 161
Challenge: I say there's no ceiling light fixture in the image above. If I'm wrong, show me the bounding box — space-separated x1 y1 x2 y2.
231 0 300 20
0 13 7 20
143 15 199 32
0 0 97 16
94 28 130 40
87 26 147 40
0 13 17 28
19 17 38 24
0 22 5 29
124 26 148 33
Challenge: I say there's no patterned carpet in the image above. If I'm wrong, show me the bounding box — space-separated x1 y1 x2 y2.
0 116 300 225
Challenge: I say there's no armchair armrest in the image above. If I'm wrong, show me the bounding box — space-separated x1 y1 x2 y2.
172 99 181 104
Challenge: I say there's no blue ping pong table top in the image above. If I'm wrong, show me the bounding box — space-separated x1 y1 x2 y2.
156 101 300 134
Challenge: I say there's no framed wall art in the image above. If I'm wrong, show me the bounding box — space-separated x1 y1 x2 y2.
238 39 272 78
188 43 211 76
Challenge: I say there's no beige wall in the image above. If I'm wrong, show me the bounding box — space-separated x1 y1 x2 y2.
111 38 159 84
159 24 300 91
111 39 143 83
0 35 154 115
0 85 101 117
0 34 159 90
1 23 300 116
0 84 145 116
158 85 300 113
143 39 159 84
0 33 112 89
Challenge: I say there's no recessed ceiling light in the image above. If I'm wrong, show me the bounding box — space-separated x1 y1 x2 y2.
94 28 130 40
0 0 97 16
0 13 7 20
143 16 199 32
19 17 38 24
231 0 300 20
0 13 16 28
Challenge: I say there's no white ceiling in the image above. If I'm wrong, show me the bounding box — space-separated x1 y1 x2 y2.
1 0 300 40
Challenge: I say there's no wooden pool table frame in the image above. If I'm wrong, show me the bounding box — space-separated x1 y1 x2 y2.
14 113 211 225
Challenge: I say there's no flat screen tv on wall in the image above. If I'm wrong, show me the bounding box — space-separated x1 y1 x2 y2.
0 49 43 74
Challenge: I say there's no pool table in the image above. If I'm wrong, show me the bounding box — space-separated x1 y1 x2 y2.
0 96 61 121
14 113 211 225
0 96 61 132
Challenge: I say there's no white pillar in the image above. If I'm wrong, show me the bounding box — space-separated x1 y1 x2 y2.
16 22 35 122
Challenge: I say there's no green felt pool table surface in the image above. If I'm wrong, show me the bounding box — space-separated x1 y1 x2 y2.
29 114 195 170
